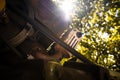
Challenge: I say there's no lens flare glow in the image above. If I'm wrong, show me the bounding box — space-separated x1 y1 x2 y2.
59 0 75 20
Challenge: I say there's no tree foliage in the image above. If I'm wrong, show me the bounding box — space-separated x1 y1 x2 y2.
75 0 120 72
53 0 120 72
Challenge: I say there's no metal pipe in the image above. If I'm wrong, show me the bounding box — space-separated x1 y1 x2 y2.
8 5 94 64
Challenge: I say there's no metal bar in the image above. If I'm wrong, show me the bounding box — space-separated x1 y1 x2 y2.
0 37 24 60
8 5 94 64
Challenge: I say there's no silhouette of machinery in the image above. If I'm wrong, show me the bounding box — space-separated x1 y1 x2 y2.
0 0 110 80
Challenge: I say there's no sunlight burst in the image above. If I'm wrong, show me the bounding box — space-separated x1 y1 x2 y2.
59 0 75 20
